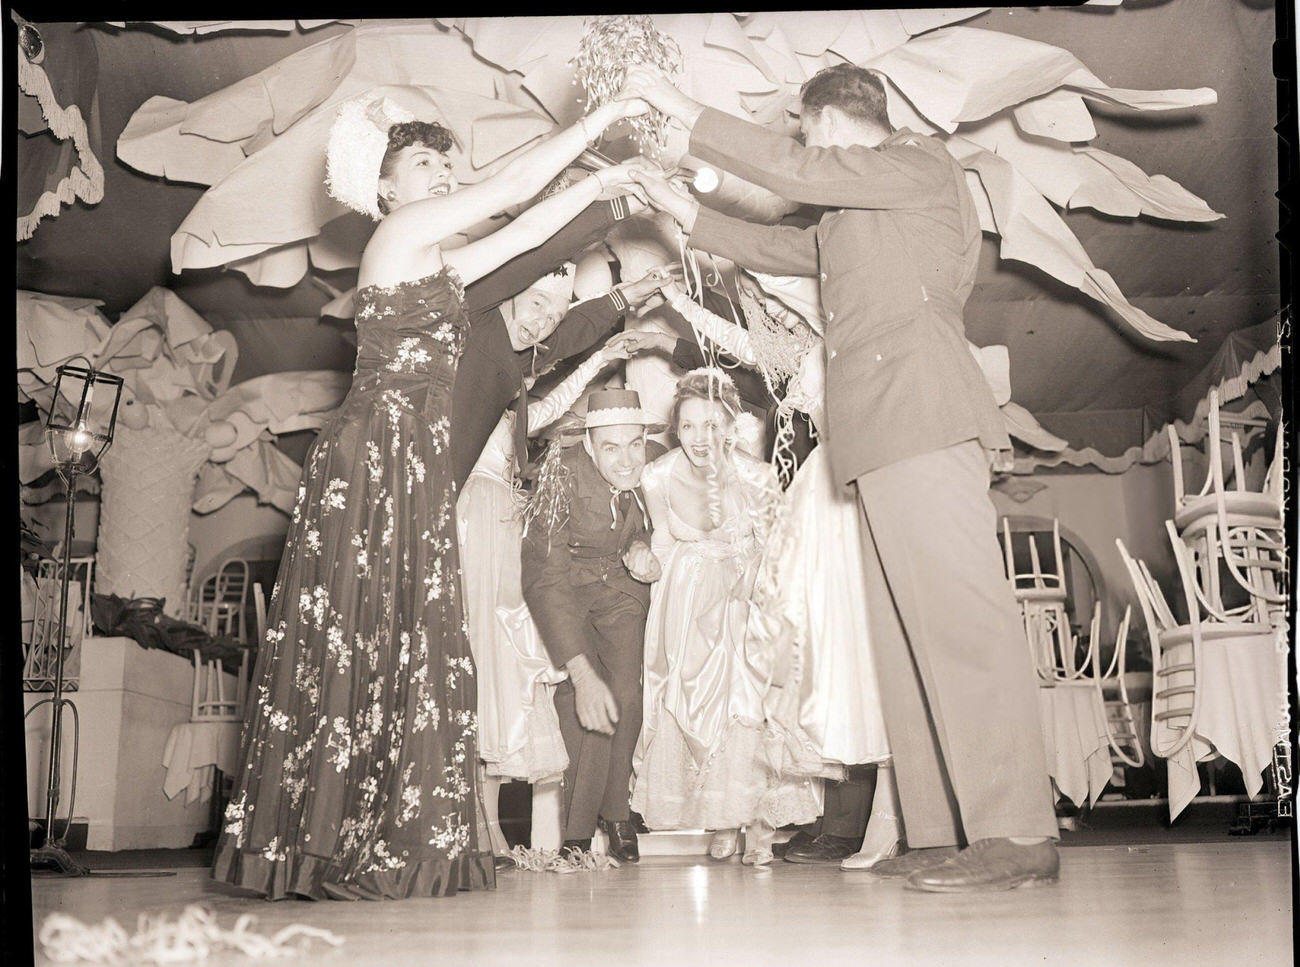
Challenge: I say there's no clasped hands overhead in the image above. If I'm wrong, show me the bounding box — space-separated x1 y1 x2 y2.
581 66 702 227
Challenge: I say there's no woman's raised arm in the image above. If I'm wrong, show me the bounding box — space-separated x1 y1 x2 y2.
370 100 647 261
443 161 654 286
664 283 757 367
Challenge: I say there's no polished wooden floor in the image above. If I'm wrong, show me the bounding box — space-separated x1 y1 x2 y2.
30 841 1295 966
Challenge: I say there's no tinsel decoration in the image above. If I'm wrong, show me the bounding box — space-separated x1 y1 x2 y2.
738 286 818 489
37 905 343 964
521 437 573 547
768 398 803 490
541 169 575 200
739 286 817 400
507 844 620 873
571 15 683 156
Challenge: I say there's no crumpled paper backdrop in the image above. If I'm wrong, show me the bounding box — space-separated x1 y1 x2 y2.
116 13 1218 351
17 286 348 513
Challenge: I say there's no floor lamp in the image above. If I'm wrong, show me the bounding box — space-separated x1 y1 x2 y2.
28 360 121 876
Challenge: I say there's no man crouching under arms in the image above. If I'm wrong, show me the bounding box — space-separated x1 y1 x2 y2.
522 389 665 863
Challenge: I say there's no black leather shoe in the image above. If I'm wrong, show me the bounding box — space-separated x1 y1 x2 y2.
493 854 515 872
904 838 1059 893
599 818 640 863
783 833 859 864
772 829 817 859
561 837 593 854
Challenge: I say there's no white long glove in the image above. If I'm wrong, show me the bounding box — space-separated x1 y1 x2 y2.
526 347 615 435
668 289 757 367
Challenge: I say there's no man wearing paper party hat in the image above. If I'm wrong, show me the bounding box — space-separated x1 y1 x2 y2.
521 389 666 864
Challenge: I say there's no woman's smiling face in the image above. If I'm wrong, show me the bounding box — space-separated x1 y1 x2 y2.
379 144 458 211
676 396 732 470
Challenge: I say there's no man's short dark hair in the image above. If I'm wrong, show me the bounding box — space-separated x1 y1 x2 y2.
799 64 890 130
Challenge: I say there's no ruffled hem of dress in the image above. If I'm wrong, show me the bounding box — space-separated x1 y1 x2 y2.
483 752 567 785
212 845 495 901
481 697 569 784
633 717 770 830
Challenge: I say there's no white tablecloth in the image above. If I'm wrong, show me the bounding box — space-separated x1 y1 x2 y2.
162 721 241 805
1165 628 1286 820
1038 683 1114 808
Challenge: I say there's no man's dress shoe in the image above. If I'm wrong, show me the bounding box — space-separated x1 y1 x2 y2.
904 838 1060 893
599 818 640 863
867 846 959 878
783 833 858 864
772 829 816 859
493 854 515 872
561 838 593 855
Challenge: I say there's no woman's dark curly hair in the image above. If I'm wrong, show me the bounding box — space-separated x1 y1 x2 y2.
376 121 455 215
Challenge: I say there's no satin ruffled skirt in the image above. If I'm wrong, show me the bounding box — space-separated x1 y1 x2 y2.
457 471 568 784
632 542 818 830
784 447 891 768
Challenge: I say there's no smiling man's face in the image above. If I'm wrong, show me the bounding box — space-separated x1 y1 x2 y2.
585 424 648 491
506 287 568 351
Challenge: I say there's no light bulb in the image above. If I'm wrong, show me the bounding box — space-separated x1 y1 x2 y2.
69 422 91 455
692 167 719 193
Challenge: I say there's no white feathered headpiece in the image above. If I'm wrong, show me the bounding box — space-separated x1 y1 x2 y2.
325 96 415 220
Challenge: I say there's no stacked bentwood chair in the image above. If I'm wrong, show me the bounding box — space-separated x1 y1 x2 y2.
1001 520 1144 809
186 558 255 723
1118 390 1288 819
162 567 267 825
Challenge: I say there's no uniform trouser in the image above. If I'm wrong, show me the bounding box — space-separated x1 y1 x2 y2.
819 773 872 841
853 440 1058 847
553 586 646 841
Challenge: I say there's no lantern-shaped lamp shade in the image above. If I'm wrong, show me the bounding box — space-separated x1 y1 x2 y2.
46 362 124 476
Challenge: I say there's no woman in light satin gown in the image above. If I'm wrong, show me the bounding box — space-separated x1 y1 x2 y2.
658 275 903 869
632 368 819 865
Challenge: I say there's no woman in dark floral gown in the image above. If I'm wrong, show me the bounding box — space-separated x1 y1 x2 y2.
211 93 650 901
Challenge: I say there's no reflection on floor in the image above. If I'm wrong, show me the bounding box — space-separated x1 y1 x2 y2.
30 840 1294 966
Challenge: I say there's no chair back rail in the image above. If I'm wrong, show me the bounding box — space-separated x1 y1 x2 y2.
1117 536 1201 760
1093 604 1146 768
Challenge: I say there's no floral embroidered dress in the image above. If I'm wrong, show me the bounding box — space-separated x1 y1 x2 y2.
212 267 495 901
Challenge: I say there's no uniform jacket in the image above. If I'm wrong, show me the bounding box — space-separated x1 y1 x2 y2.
450 197 634 490
521 441 664 668
685 107 1009 484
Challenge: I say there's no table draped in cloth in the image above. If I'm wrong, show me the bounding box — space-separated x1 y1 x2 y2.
1164 628 1286 820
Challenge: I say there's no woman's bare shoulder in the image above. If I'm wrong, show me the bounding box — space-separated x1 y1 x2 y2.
642 448 679 486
